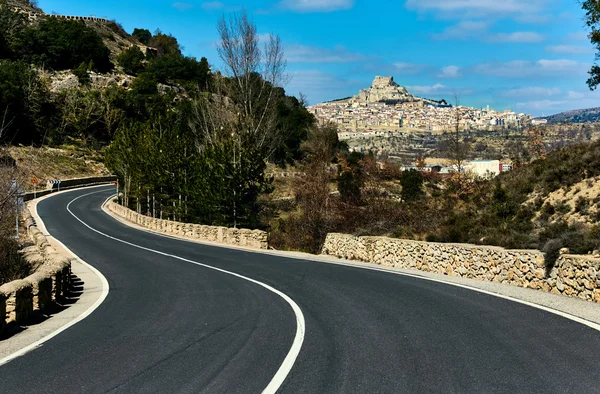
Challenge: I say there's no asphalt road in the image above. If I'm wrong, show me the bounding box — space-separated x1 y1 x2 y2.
1 186 599 393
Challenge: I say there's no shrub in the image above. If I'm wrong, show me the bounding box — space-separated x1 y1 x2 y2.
132 28 152 45
400 169 424 202
13 17 113 72
542 238 562 277
117 46 145 76
73 61 91 85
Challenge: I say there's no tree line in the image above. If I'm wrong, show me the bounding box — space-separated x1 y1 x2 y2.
0 4 316 230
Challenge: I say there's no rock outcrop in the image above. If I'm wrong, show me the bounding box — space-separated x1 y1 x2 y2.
351 76 450 107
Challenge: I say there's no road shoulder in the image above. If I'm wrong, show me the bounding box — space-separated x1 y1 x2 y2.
103 200 600 327
0 187 109 362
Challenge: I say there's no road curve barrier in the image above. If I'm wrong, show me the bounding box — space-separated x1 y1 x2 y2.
23 176 117 202
322 233 600 304
106 201 269 250
0 208 72 336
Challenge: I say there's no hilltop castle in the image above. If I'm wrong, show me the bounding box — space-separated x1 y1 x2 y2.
350 76 450 107
352 76 414 103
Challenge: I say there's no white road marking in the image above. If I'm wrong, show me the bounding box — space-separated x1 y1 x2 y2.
67 191 305 394
326 262 600 333
0 188 110 367
102 192 600 334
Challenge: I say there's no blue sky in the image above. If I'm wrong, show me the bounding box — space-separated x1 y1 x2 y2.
37 0 600 116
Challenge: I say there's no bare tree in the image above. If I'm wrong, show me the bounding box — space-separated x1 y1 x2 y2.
443 93 472 194
445 93 470 173
191 10 288 157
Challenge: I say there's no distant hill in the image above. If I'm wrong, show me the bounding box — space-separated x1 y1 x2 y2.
539 107 600 124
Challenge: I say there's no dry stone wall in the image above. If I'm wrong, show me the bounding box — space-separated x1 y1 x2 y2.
0 208 72 335
322 233 600 304
107 201 269 250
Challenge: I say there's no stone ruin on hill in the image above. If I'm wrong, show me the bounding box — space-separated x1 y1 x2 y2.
351 76 450 108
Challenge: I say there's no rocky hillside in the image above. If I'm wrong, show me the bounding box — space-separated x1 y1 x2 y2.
539 107 600 124
7 0 138 58
9 145 109 191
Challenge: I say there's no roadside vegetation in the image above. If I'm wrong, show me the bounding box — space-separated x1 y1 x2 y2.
1 0 599 274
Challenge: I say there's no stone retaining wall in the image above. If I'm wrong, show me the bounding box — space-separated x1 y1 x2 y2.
23 176 117 201
0 208 72 335
107 201 269 250
322 233 600 303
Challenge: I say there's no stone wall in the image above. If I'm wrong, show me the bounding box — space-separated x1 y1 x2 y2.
23 176 117 201
49 15 110 23
107 201 269 250
322 233 600 303
0 209 72 335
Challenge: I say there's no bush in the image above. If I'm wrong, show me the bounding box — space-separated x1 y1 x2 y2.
542 238 562 277
117 46 145 76
0 60 52 144
73 61 91 85
400 169 423 202
132 28 152 45
145 54 210 87
13 17 113 72
0 237 31 285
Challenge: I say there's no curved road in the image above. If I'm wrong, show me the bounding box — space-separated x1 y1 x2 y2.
1 186 599 393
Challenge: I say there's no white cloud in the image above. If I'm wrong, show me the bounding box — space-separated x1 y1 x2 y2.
501 87 562 97
439 65 460 78
406 83 447 95
278 0 353 12
405 0 547 20
567 32 589 41
286 44 369 63
393 62 424 74
515 99 568 111
474 59 590 78
567 91 585 100
487 32 544 43
172 2 193 11
202 1 224 10
433 21 488 40
514 89 600 115
286 70 363 103
546 45 596 55
434 23 544 43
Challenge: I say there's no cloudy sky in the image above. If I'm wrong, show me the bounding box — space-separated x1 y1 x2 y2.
38 0 600 116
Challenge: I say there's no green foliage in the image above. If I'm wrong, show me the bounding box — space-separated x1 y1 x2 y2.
400 169 423 202
0 60 51 144
147 31 181 56
73 61 91 85
106 107 272 229
144 53 210 87
583 0 600 89
337 151 364 205
130 72 159 96
132 28 152 45
0 3 26 60
12 17 112 71
271 94 316 167
117 46 145 76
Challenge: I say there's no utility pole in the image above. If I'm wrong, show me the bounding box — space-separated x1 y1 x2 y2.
232 131 237 229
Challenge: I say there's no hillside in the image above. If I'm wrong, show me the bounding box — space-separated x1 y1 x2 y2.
540 107 600 124
9 145 109 191
7 0 138 59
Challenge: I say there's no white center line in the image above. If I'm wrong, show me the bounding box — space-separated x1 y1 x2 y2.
67 190 305 394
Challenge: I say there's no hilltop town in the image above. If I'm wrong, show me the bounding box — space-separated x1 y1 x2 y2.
308 76 533 134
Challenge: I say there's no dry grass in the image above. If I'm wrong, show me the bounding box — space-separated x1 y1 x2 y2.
9 145 109 191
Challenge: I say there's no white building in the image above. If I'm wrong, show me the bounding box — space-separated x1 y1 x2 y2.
466 160 501 177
